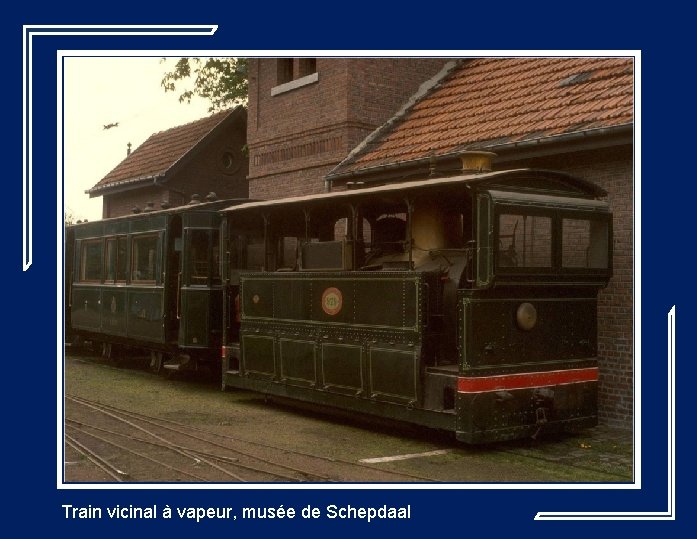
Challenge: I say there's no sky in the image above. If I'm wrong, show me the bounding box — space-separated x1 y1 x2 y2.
64 57 213 222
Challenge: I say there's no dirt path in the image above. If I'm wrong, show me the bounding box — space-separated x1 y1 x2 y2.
63 350 633 484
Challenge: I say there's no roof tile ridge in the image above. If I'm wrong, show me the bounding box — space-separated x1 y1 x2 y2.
149 107 233 138
89 107 239 192
326 59 464 178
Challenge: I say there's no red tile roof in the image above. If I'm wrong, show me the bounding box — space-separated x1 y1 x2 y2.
329 57 633 177
89 108 240 194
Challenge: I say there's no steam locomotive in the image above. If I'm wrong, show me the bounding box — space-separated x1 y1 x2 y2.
67 160 612 443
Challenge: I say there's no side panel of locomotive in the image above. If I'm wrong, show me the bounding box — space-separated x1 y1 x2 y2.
224 270 454 429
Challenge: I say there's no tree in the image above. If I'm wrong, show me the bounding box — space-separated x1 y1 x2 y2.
161 58 248 112
65 210 76 226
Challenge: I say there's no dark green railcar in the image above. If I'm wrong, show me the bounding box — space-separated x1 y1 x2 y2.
220 163 612 443
67 196 245 371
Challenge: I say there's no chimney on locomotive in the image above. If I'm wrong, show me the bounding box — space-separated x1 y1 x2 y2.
459 151 496 173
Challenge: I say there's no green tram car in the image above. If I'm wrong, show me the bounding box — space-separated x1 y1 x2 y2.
68 196 245 372
220 168 612 443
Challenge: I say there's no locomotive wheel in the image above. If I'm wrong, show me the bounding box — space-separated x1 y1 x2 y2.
149 351 164 374
101 342 124 367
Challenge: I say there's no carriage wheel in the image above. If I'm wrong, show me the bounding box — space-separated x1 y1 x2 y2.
101 342 124 366
149 351 164 374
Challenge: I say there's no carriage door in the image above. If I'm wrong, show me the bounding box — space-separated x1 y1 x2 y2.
164 216 182 342
179 227 221 349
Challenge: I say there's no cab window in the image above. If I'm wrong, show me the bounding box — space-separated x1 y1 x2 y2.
497 213 552 268
562 218 609 268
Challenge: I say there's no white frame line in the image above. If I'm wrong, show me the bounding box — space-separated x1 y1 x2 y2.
535 306 675 521
23 24 217 271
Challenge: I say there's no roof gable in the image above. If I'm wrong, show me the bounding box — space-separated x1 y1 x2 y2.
88 107 245 195
329 57 634 178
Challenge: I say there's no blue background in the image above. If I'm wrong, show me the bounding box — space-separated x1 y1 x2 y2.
1 5 688 536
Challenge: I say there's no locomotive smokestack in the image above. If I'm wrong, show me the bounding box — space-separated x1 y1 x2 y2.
460 151 496 173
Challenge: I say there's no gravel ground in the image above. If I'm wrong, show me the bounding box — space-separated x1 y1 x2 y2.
63 348 633 484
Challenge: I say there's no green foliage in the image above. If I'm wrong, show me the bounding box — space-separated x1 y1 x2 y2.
161 58 248 112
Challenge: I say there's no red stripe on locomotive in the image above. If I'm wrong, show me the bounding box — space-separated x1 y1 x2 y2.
457 367 598 393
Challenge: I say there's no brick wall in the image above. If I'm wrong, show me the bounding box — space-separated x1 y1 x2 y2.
247 58 447 199
103 186 166 218
503 145 634 427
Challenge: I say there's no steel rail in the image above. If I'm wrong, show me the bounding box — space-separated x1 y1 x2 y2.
68 394 331 481
67 418 303 482
67 393 438 483
67 395 247 482
66 422 209 482
65 432 126 482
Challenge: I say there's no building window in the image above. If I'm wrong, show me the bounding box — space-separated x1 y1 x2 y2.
219 148 241 175
277 58 293 85
271 58 319 96
298 58 317 77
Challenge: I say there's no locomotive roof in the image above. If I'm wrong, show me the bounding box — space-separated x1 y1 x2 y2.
221 168 606 214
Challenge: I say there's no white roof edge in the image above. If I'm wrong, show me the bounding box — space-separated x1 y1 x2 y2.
221 169 530 213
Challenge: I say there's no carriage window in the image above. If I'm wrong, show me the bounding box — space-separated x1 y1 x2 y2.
187 229 222 284
562 218 609 268
189 230 211 285
105 237 127 282
131 235 158 283
211 229 221 282
79 239 102 282
498 214 552 268
105 239 116 282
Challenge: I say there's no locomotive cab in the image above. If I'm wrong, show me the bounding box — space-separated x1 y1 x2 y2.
220 168 612 444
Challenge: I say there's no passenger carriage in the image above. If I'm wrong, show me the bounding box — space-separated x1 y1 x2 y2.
67 195 245 372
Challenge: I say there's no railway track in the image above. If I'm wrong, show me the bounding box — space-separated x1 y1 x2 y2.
65 394 438 483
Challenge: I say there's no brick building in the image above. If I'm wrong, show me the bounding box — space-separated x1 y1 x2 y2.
325 58 634 427
246 58 449 199
88 107 248 218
